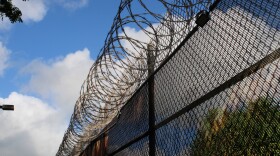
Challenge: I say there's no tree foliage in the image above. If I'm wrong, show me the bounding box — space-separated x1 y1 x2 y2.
191 97 280 155
0 0 26 23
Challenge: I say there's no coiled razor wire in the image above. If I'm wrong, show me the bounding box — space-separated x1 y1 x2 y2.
56 0 214 155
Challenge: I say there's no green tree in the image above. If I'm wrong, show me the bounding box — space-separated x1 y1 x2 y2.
191 97 280 155
0 0 26 23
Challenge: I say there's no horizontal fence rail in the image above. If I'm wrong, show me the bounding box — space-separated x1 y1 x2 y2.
68 0 280 155
57 0 216 155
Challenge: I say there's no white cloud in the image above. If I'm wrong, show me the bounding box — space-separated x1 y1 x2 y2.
120 24 158 56
22 48 94 116
206 6 280 105
0 48 94 156
13 0 47 22
0 42 10 76
0 0 88 31
119 15 195 68
58 0 89 10
0 0 47 30
0 92 65 156
0 18 12 30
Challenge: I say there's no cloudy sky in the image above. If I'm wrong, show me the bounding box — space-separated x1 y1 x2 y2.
1 0 279 156
0 0 122 155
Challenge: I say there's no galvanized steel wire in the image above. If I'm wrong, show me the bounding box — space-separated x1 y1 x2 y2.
56 0 213 155
78 0 280 155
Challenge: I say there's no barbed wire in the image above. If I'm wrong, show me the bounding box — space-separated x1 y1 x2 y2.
56 0 214 155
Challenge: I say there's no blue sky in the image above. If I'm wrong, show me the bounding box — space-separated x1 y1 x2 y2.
0 0 121 155
0 0 279 156
0 0 120 97
0 1 169 155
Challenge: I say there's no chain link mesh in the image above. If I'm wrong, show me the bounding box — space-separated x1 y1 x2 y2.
59 0 280 155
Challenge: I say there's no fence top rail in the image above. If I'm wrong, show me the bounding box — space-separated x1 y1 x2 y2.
73 0 280 155
57 0 216 155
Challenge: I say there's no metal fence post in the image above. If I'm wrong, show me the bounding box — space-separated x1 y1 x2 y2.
147 43 156 156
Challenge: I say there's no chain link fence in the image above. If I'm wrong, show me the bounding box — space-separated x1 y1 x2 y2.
80 0 280 155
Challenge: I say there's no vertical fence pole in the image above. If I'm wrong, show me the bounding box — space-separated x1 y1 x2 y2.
147 43 156 156
100 133 106 156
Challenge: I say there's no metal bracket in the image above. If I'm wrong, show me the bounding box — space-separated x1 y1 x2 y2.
0 105 14 111
195 10 210 27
